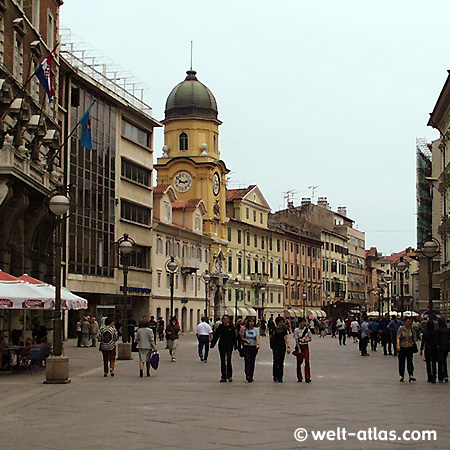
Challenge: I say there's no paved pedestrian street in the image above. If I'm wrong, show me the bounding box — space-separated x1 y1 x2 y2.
0 333 448 450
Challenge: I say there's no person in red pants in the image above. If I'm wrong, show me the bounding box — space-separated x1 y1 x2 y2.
294 317 312 383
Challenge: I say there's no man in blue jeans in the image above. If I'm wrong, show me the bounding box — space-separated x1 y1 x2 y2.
388 315 403 356
196 317 213 362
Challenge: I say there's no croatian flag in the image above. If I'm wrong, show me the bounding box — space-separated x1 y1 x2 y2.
34 54 54 102
80 103 94 150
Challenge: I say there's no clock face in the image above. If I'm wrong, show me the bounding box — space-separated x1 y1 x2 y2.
173 171 192 192
213 173 220 196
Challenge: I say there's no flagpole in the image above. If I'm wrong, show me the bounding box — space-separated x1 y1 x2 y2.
0 43 59 121
47 99 96 169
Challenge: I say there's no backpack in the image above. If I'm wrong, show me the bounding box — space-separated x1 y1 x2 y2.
101 328 113 345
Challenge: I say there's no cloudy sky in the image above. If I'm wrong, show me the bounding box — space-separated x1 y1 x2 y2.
60 0 447 255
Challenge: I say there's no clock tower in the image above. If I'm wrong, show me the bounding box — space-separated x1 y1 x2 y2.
155 69 229 244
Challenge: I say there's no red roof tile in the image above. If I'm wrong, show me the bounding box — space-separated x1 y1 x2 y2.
226 185 256 201
172 199 202 209
153 184 171 193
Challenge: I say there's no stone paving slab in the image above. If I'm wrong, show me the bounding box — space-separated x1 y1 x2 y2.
0 334 448 450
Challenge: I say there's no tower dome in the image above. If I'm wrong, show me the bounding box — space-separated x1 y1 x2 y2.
165 70 218 121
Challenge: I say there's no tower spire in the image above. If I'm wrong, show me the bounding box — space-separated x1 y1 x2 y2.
190 41 193 70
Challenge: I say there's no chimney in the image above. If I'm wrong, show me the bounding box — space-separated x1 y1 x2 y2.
301 198 311 207
287 201 294 209
337 206 347 217
317 197 330 209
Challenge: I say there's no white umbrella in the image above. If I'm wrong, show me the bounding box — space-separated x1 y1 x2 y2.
0 280 53 309
17 274 88 310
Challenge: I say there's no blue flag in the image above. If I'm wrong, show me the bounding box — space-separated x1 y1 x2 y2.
34 54 54 102
80 104 93 150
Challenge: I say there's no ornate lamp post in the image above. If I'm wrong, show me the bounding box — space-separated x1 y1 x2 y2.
394 257 409 319
117 233 135 345
232 278 240 321
302 292 307 318
378 281 387 317
418 238 440 316
45 185 71 384
260 286 266 319
201 270 211 318
382 271 393 315
165 256 179 318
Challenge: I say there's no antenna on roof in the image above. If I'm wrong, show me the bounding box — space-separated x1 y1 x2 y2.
308 185 319 203
190 41 193 70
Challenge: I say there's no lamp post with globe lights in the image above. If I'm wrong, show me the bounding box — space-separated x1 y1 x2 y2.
418 237 440 316
394 257 410 319
165 256 180 318
117 233 135 347
382 271 393 315
44 185 72 384
201 270 211 318
302 292 307 318
232 278 240 322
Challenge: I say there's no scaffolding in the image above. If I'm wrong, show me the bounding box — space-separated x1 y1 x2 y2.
59 28 152 113
416 138 432 248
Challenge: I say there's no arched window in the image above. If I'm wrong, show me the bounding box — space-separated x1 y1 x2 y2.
179 132 188 151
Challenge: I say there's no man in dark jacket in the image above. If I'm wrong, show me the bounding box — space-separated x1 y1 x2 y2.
211 314 237 382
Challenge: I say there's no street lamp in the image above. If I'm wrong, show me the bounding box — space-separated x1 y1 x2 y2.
394 257 409 319
232 278 240 321
382 271 393 315
302 292 307 318
419 237 440 316
165 256 179 318
45 185 71 384
260 285 266 320
201 270 211 318
378 281 387 317
117 233 135 345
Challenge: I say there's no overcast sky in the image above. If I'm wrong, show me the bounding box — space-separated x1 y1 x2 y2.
60 0 447 255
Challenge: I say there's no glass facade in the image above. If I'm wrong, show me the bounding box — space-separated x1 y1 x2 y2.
68 87 117 277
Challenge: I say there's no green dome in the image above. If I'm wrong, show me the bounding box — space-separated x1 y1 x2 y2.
165 70 218 121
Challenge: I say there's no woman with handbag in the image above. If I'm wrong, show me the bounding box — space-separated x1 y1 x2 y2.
270 316 291 382
293 317 312 383
420 319 439 383
240 317 260 383
397 317 416 383
136 317 156 377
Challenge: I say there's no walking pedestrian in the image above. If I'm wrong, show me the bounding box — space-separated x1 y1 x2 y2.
368 318 379 351
210 314 237 382
330 317 337 338
350 318 360 343
294 317 312 383
136 317 156 377
269 316 291 382
127 315 137 345
98 317 119 377
165 317 180 362
157 317 165 341
81 316 90 347
378 313 392 355
337 317 346 345
241 317 260 382
267 316 275 336
397 317 416 383
436 318 449 382
76 318 82 348
319 318 327 338
360 315 370 356
90 316 99 347
388 315 403 356
260 317 267 337
196 316 213 362
148 316 157 343
420 319 438 383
